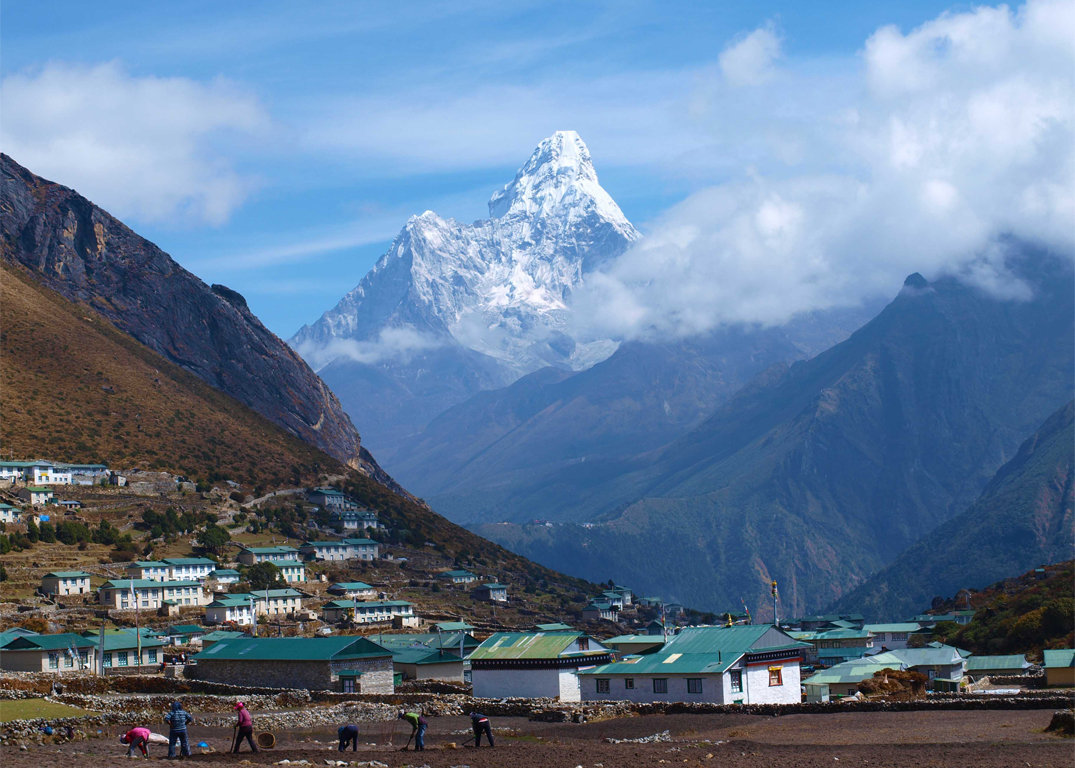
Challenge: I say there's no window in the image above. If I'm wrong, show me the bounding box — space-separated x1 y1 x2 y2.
78 651 89 667
768 666 783 686
147 649 157 663
729 669 743 693
118 651 129 667
577 638 589 651
687 678 703 694
653 678 668 694
48 653 59 670
103 653 113 668
596 679 610 693
342 678 355 693
63 653 73 668
624 678 635 690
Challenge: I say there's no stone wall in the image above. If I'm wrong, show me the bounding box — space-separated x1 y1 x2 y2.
192 659 335 690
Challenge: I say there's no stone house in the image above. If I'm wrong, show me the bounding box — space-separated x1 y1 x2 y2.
191 636 394 692
0 503 19 524
474 582 508 602
469 631 612 702
40 570 93 597
964 654 1031 681
438 569 477 585
582 601 619 621
17 486 54 506
862 623 925 651
580 624 809 705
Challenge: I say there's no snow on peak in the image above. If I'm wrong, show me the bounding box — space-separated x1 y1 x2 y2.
488 131 630 231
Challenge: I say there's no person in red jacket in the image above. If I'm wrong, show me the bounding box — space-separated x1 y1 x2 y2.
120 725 151 758
232 702 259 753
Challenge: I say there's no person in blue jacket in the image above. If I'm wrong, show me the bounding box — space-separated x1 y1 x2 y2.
338 723 360 751
163 700 193 758
469 711 494 747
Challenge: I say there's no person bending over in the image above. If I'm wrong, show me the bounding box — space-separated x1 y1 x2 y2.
338 723 359 752
469 711 494 747
121 726 151 758
398 710 427 751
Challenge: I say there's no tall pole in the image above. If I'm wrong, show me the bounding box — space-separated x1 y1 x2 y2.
771 580 779 627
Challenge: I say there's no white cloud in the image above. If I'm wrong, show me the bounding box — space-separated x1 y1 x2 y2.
1 61 268 225
573 1 1075 340
719 24 782 87
293 326 443 369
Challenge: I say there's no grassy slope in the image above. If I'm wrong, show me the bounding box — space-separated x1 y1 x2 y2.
1 263 342 487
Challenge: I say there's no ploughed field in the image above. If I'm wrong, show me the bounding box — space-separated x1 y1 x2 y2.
1 710 1070 768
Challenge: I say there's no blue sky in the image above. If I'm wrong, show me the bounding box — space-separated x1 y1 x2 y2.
3 1 1070 338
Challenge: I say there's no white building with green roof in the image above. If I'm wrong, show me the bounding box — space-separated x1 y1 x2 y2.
237 545 300 565
40 570 92 597
97 579 207 610
470 631 613 701
580 625 809 705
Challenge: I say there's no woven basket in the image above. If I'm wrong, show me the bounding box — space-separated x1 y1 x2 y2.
256 731 276 749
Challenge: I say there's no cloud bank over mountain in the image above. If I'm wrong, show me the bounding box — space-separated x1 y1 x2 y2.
573 0 1074 341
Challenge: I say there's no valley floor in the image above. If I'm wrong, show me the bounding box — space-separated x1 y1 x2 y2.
2 709 1069 768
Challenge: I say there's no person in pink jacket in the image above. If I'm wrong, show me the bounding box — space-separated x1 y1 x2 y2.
120 726 151 758
232 702 258 753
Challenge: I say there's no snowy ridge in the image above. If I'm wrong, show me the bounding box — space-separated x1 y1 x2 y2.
291 131 639 376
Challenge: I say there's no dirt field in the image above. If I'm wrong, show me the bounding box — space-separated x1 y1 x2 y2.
2 709 1071 767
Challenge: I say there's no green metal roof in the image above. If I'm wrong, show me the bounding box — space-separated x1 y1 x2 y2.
870 646 965 668
200 630 248 643
330 582 374 591
1043 649 1075 668
167 625 206 635
43 571 91 578
267 559 305 568
804 660 896 685
243 545 298 553
195 636 391 661
435 621 474 631
302 540 350 547
814 628 872 640
582 625 809 677
342 538 377 545
311 487 346 496
439 570 476 578
208 594 254 607
130 561 169 569
534 623 574 631
370 632 478 651
24 486 52 493
863 623 923 633
163 558 215 566
470 632 594 661
480 583 508 589
603 635 667 645
324 600 412 609
257 588 303 598
965 654 1029 671
1 632 96 651
389 647 464 666
100 579 201 589
210 569 239 576
95 633 166 652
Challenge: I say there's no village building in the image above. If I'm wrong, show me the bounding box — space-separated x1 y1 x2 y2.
869 644 968 687
474 582 508 602
598 591 625 610
166 625 208 646
208 568 240 586
370 633 477 681
17 486 54 506
802 659 890 698
191 636 394 692
199 630 247 649
300 538 379 562
580 624 809 705
535 622 575 632
434 621 476 632
582 601 619 621
126 558 217 582
40 570 92 597
438 569 477 585
267 559 307 583
0 632 98 673
470 631 613 702
964 654 1031 681
88 630 166 672
237 545 300 565
601 634 666 657
306 487 355 511
204 594 256 626
794 627 875 666
326 581 376 598
0 503 19 524
862 623 926 650
1043 649 1075 687
2 461 74 486
337 508 381 531
252 588 304 616
57 463 110 485
321 599 414 624
912 611 976 626
97 579 207 610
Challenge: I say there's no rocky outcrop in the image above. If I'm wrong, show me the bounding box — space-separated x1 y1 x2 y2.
0 154 364 467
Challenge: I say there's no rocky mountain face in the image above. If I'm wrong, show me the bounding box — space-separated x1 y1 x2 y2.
0 154 369 471
290 131 640 452
475 251 1075 618
832 400 1074 620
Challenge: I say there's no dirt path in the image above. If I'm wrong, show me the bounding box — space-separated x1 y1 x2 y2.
2 709 1070 767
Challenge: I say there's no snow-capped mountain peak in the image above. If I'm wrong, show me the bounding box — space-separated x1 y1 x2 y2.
488 131 634 236
292 130 639 380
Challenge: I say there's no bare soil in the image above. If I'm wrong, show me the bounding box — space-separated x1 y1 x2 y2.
3 709 1071 767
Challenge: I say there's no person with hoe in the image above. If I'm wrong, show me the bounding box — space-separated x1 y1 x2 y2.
120 725 151 758
469 711 494 748
163 701 193 759
337 723 360 752
397 709 427 751
232 702 259 753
